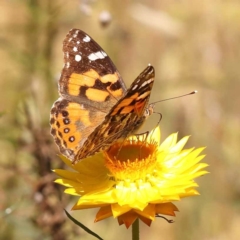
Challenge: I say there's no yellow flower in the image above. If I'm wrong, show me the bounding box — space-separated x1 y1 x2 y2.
54 127 208 228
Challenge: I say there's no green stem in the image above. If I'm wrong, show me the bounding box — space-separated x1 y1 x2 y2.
132 219 140 240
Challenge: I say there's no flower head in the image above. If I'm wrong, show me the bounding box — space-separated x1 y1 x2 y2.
54 127 208 228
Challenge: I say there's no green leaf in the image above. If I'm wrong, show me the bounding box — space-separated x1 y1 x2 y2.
64 209 103 240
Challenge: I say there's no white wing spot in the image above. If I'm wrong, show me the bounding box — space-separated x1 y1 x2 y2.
75 54 82 62
140 79 154 88
75 30 79 34
68 37 72 42
73 46 77 52
101 51 107 57
83 35 91 42
66 62 70 68
88 53 97 61
76 41 80 44
73 34 77 38
88 51 105 61
65 52 69 58
95 51 105 58
132 84 138 91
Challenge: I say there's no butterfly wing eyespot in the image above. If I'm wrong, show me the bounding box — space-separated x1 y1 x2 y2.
50 29 156 163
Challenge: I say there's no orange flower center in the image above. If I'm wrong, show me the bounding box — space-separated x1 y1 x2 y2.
104 139 158 180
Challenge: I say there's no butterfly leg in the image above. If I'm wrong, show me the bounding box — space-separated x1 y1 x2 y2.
155 214 174 223
115 136 129 158
153 111 162 127
133 131 149 159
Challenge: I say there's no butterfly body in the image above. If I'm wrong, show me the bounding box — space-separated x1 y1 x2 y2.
50 29 155 163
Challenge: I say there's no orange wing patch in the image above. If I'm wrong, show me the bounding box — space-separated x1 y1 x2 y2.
85 88 109 102
110 93 139 115
67 69 124 100
100 72 118 83
69 71 96 87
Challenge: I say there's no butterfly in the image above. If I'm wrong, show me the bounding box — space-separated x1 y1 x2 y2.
50 29 155 164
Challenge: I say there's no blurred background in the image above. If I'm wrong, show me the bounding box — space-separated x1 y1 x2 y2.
1 0 240 239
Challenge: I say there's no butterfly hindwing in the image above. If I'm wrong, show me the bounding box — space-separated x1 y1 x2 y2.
50 98 107 160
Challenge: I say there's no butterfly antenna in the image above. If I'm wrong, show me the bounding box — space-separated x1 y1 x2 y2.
149 91 196 128
150 90 197 106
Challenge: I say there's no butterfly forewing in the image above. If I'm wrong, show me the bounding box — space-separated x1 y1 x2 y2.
59 29 127 110
73 65 155 163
